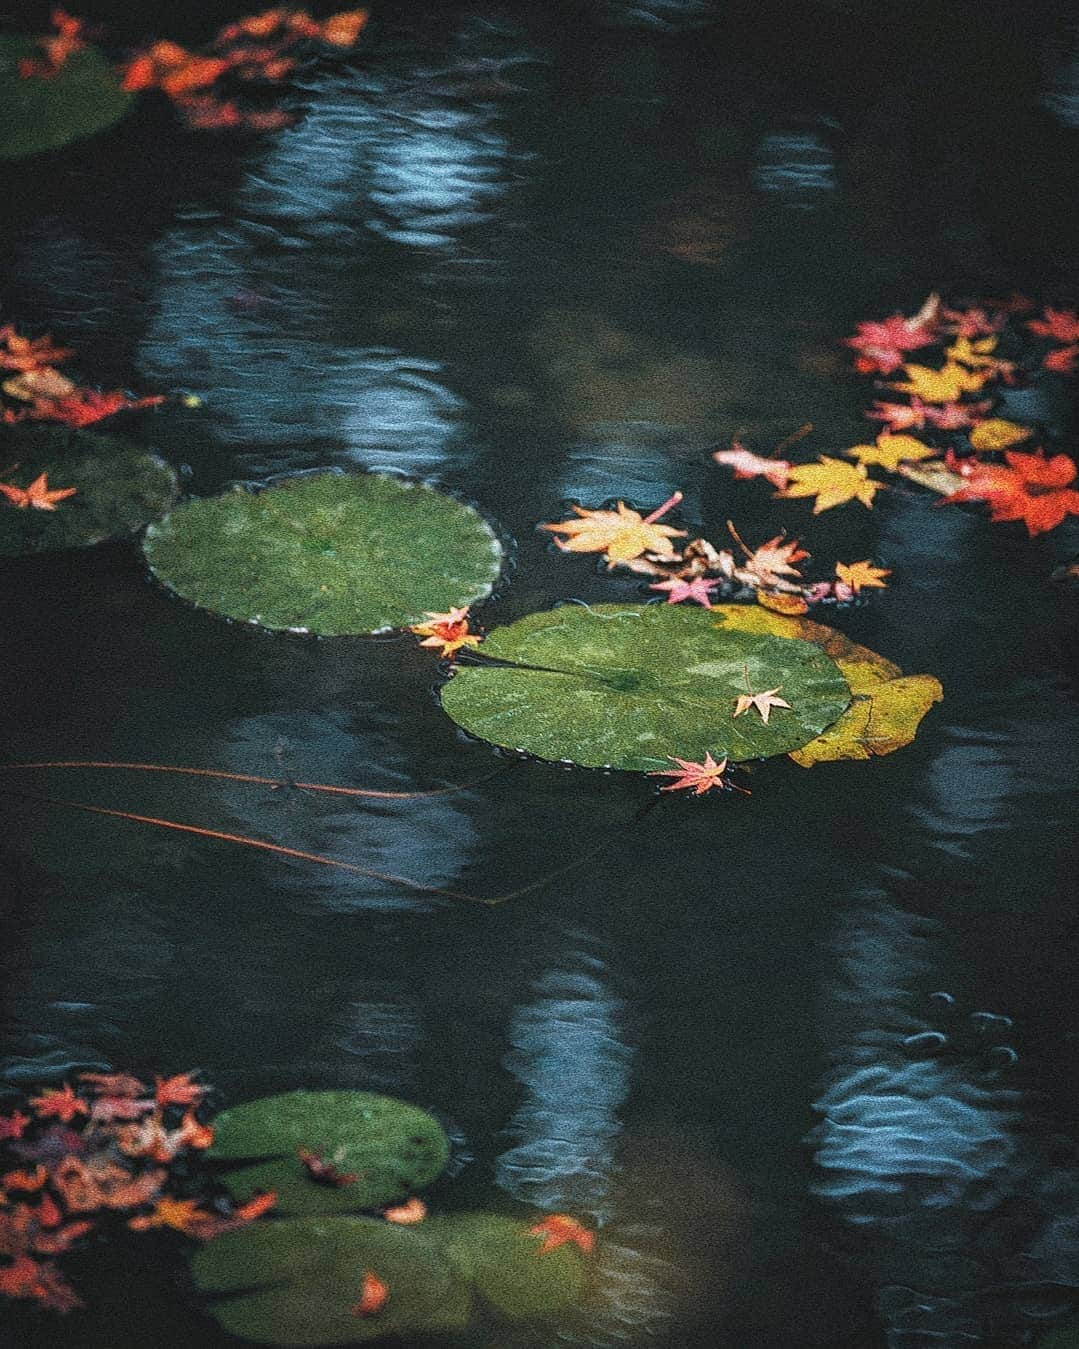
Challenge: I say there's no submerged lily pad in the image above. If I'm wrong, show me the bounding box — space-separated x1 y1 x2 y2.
142 473 502 635
707 606 944 766
0 425 179 556
208 1091 451 1216
431 1213 589 1319
0 38 134 160
192 1215 473 1346
439 603 852 770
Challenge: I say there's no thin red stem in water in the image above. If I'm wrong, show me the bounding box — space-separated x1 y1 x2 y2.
642 490 683 524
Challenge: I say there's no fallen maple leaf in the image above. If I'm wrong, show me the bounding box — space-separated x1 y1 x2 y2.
1026 308 1079 344
712 441 791 488
889 361 991 403
942 305 1006 338
733 680 791 725
779 457 880 513
527 1214 595 1256
1044 344 1079 375
648 575 720 607
944 334 1012 376
353 1270 389 1317
128 1196 216 1235
835 560 891 593
968 419 1033 452
16 10 88 80
865 397 991 433
0 473 78 512
21 389 165 427
756 590 809 615
1 1165 48 1192
52 1156 165 1212
77 1072 147 1099
541 492 687 565
648 752 736 796
154 1072 206 1109
27 1084 87 1123
0 327 73 372
408 606 482 659
844 295 940 373
944 450 1079 536
0 1254 84 1313
847 433 935 472
383 1197 427 1224
0 1111 31 1141
88 1095 157 1124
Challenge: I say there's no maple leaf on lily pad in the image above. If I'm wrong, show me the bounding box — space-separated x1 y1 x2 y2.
143 473 502 636
0 425 178 557
207 1091 451 1217
0 35 134 159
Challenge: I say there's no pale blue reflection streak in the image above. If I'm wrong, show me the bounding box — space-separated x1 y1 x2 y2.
753 130 836 201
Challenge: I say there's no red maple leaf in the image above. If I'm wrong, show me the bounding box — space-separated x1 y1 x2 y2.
77 1072 148 1099
0 1110 31 1141
844 296 940 373
154 1072 206 1109
527 1213 595 1256
23 389 165 427
28 1084 88 1124
945 450 1079 535
1026 308 1079 344
1044 344 1079 375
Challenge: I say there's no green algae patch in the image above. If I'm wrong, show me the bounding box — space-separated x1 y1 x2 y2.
0 425 178 555
208 1090 451 1216
192 1215 473 1346
439 602 851 770
142 473 502 635
0 38 134 160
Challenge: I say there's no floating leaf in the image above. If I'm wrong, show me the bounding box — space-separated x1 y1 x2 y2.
192 1216 472 1346
208 1091 450 1216
142 473 502 635
889 361 990 403
431 1213 589 1320
778 457 880 512
439 604 851 770
0 37 134 159
846 434 935 472
0 426 178 556
967 418 1033 452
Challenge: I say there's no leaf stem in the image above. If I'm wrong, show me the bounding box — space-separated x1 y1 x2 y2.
642 490 683 524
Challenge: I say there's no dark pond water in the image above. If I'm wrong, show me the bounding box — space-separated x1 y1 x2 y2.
3 1 1079 1345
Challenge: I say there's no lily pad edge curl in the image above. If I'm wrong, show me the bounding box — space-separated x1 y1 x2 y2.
439 603 941 771
142 471 504 637
0 37 135 160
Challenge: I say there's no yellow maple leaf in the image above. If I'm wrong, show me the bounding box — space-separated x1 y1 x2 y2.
835 560 891 593
540 493 686 564
778 457 880 513
944 335 999 368
889 361 990 403
847 434 935 472
968 418 1032 452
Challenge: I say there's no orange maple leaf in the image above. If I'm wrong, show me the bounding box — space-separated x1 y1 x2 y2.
383 1197 427 1224
527 1213 595 1256
409 606 482 659
154 1071 206 1109
128 1196 215 1235
1 1165 48 1193
648 752 737 796
944 451 1079 536
28 1083 87 1122
834 560 891 594
0 1110 31 1140
0 473 78 512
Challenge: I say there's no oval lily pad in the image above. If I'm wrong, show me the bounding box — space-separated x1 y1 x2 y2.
142 473 503 635
439 603 852 769
706 605 944 766
192 1215 472 1346
430 1213 589 1320
0 425 179 556
0 38 134 160
208 1091 451 1216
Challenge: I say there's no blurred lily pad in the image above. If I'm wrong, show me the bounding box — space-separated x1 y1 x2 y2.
208 1091 450 1216
0 38 134 160
1037 1316 1079 1348
142 473 502 635
192 1215 472 1346
431 1213 589 1319
0 425 178 555
439 602 851 769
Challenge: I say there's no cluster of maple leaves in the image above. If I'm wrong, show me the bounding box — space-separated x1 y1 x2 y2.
0 1070 273 1315
0 1071 596 1323
19 6 369 132
713 293 1079 537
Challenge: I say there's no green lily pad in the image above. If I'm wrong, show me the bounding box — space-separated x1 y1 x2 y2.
192 1215 472 1346
703 605 944 766
208 1091 451 1216
142 473 503 635
0 425 179 556
430 1213 589 1320
439 602 851 770
0 37 134 160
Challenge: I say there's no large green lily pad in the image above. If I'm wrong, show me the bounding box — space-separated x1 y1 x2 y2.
142 473 503 635
707 606 943 766
0 37 134 160
439 602 852 770
208 1091 451 1216
430 1213 589 1319
0 425 179 556
192 1215 473 1346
